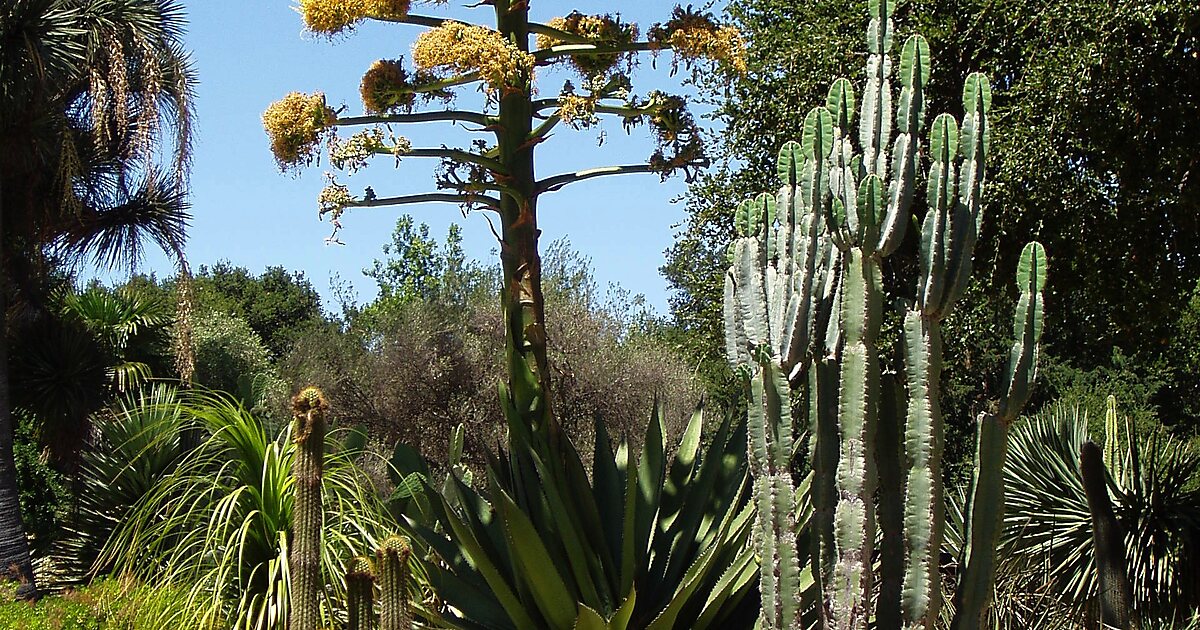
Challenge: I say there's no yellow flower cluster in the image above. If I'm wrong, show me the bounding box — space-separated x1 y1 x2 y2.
360 60 410 113
537 13 638 77
668 25 747 74
299 0 410 36
412 21 534 91
262 92 336 171
317 174 355 218
558 93 598 129
330 128 385 173
649 7 748 75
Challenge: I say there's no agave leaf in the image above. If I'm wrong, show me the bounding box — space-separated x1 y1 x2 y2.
491 481 579 628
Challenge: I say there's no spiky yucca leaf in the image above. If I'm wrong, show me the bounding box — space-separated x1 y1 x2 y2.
1001 404 1200 625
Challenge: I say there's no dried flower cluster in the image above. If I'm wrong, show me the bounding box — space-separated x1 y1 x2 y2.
537 12 639 78
360 58 452 114
644 91 704 179
262 92 336 171
299 0 410 36
649 6 747 74
412 21 534 91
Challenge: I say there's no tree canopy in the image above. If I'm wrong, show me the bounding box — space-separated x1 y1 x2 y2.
665 0 1200 432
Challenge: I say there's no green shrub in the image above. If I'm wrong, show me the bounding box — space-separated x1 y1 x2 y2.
189 308 287 419
13 411 70 557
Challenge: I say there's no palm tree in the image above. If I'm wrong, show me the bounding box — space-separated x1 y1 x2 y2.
0 0 196 599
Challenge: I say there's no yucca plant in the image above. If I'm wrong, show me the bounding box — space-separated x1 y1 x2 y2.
397 400 758 629
97 389 397 630
1001 402 1200 626
56 384 187 581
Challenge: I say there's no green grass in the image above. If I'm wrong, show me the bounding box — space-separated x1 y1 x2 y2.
0 578 222 630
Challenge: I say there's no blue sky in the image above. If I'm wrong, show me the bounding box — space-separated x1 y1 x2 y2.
109 1 734 316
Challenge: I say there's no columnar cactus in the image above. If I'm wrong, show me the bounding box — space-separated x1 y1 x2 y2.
376 535 412 630
723 1 1047 628
289 386 329 630
346 556 376 630
1080 442 1137 630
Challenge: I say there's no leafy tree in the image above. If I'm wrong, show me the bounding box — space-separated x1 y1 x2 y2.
190 262 326 358
665 0 1200 437
359 217 495 327
0 0 196 598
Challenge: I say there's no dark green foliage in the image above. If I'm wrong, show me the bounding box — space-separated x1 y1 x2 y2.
665 0 1200 437
12 413 69 558
191 262 326 358
9 285 175 461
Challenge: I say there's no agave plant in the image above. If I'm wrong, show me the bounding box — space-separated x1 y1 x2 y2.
97 389 397 630
395 399 758 629
999 402 1200 626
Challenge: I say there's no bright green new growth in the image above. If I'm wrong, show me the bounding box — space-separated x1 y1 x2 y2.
289 386 328 630
724 1 1046 628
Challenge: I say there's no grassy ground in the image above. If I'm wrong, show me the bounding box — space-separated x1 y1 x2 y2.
0 578 215 630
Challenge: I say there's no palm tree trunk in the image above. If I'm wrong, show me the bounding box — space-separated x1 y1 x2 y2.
0 178 38 600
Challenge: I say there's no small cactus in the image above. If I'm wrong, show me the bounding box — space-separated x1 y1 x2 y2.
376 535 413 630
346 556 376 630
290 386 329 630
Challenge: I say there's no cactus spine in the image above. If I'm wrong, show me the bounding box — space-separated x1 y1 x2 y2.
346 556 376 630
377 535 413 630
724 1 1047 629
290 386 329 630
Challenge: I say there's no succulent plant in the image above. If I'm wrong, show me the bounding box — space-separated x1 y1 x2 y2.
722 1 1047 628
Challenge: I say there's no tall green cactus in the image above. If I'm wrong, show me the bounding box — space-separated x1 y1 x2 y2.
724 1 1047 628
951 242 1046 629
290 386 329 630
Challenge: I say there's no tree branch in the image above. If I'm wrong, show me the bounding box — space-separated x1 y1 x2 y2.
535 163 660 194
373 13 457 29
373 147 506 173
534 42 658 64
528 21 596 45
336 110 493 128
529 115 561 142
344 192 500 211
